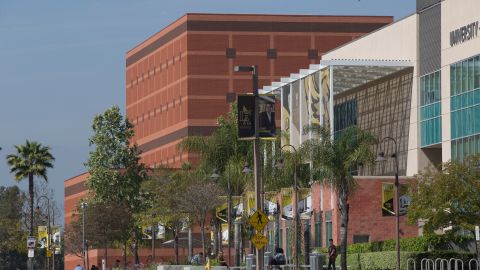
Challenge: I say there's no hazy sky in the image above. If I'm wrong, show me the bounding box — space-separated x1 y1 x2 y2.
0 0 415 225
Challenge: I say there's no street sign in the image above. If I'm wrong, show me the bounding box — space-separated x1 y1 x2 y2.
251 233 268 250
249 210 268 232
27 237 35 249
28 249 34 258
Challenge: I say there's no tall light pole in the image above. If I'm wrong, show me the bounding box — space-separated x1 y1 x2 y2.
37 196 51 270
81 202 88 270
276 144 299 270
234 65 263 270
376 136 400 270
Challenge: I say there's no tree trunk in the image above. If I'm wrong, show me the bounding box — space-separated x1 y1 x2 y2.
201 221 206 262
29 173 34 236
338 182 349 270
174 231 179 265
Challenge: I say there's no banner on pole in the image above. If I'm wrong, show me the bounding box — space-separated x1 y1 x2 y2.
281 188 293 219
382 183 411 216
37 226 48 249
238 94 277 140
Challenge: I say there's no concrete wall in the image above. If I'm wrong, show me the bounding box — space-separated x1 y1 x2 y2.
440 0 480 162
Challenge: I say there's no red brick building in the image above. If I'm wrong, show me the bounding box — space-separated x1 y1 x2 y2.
125 13 393 168
65 13 393 269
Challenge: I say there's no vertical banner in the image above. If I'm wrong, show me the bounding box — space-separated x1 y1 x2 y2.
281 188 293 219
290 81 301 148
297 188 312 218
142 224 166 239
232 196 243 220
320 68 331 128
382 183 411 216
309 72 321 128
281 85 291 146
222 223 229 245
258 95 277 138
216 196 228 223
264 191 278 219
300 78 310 143
38 226 48 249
238 95 255 139
245 191 256 216
51 226 61 254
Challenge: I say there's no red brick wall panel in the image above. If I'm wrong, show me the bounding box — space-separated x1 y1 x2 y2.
233 34 270 52
188 55 229 75
275 35 310 53
188 34 229 51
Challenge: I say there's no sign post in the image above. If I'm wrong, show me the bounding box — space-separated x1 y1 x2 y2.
249 210 269 250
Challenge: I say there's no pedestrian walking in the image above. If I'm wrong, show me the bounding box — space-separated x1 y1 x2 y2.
74 264 83 270
327 239 337 270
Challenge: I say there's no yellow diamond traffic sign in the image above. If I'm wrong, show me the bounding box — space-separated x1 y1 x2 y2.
249 210 268 232
251 233 268 250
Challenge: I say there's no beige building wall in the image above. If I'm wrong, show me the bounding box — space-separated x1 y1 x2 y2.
323 15 420 176
441 0 480 162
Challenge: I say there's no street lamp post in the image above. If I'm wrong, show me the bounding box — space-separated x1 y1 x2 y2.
376 137 400 270
81 202 88 270
276 144 299 270
234 65 263 270
37 196 51 270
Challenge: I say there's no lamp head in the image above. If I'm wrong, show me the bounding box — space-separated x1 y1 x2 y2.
375 152 387 162
275 158 285 169
210 169 221 180
242 163 253 174
234 65 254 72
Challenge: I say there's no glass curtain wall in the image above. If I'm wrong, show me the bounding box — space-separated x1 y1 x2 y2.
420 70 441 147
451 55 480 160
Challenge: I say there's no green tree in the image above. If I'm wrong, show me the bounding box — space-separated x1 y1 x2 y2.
407 155 480 233
138 167 190 264
6 140 55 236
85 105 146 267
301 125 376 270
0 186 27 254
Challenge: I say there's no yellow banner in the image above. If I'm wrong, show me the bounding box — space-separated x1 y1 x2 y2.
320 68 331 128
382 183 411 216
264 191 278 219
38 226 48 249
232 196 243 220
222 223 228 245
245 191 256 215
216 196 228 222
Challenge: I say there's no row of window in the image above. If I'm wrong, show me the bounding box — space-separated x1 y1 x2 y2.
420 70 441 106
420 71 442 147
451 104 480 140
451 133 480 161
333 99 357 138
450 55 480 96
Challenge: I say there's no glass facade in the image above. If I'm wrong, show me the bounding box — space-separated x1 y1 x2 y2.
451 55 480 160
420 71 441 147
333 99 357 138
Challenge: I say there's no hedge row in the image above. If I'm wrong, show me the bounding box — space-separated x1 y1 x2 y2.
342 251 475 270
346 234 473 253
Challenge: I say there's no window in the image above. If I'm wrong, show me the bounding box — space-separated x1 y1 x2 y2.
353 235 370 243
315 212 323 247
420 70 441 147
451 55 480 160
325 211 332 243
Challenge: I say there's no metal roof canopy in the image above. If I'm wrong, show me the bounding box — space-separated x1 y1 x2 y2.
322 59 414 95
261 59 414 96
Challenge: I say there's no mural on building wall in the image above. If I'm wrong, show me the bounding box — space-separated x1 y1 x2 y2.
291 81 301 148
281 85 291 146
320 68 331 129
301 77 310 142
310 72 321 127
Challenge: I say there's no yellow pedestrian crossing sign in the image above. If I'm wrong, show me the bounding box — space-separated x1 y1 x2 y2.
251 233 268 250
249 210 268 232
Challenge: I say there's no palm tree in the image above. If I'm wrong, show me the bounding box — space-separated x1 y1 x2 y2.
6 140 55 235
301 125 375 270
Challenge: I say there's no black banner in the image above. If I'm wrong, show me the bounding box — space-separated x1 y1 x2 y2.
238 94 276 139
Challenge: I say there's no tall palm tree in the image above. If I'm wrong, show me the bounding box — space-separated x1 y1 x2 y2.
6 140 55 235
301 125 375 270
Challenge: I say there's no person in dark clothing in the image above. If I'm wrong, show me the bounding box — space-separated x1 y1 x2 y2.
327 239 337 270
218 254 229 269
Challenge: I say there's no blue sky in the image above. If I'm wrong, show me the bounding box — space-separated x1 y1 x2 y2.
0 0 415 225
